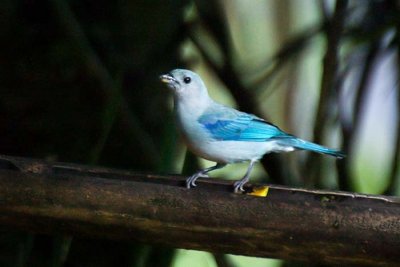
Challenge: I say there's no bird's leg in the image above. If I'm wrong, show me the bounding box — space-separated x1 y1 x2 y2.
233 160 257 193
186 163 227 189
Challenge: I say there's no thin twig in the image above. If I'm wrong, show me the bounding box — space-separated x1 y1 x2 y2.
305 0 348 187
337 43 380 191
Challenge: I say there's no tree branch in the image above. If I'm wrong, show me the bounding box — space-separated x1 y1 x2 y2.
0 154 399 266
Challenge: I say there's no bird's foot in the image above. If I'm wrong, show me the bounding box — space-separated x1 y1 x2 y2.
233 177 249 193
186 171 206 188
233 161 255 193
186 163 227 189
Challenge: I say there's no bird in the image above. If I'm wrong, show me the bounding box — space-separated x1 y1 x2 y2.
160 69 345 193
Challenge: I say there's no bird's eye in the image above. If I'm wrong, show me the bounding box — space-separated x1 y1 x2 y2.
183 77 191 84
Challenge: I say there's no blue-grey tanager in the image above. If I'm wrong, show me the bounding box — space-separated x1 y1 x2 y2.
160 69 345 193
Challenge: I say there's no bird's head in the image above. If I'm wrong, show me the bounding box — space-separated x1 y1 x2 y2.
160 69 209 100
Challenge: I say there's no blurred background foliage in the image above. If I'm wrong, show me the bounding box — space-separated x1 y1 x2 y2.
0 0 399 266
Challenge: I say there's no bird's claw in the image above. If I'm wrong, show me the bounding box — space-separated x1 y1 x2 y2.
186 182 197 188
233 181 245 193
185 164 226 189
186 177 195 189
186 173 202 189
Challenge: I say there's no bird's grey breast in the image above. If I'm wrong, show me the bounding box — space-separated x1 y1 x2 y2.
174 100 212 143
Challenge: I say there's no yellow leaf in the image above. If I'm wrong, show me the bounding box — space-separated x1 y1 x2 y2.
248 186 269 197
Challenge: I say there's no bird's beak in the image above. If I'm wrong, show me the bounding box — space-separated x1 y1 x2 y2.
159 73 178 84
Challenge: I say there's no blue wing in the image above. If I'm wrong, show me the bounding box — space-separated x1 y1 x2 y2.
198 106 345 158
198 109 290 142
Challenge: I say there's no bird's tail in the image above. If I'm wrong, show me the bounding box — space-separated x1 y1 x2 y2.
278 138 346 158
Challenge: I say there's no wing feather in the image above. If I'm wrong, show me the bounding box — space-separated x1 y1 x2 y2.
198 109 290 142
